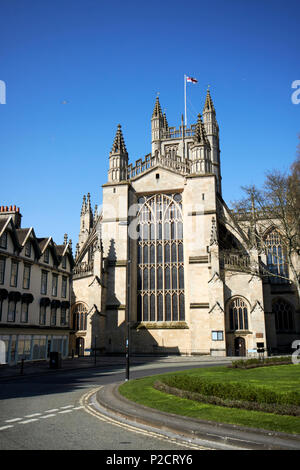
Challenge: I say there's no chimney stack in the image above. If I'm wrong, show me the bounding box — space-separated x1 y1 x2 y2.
0 205 22 228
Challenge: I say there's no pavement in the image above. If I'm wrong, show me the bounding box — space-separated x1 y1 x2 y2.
1 354 299 450
0 354 233 380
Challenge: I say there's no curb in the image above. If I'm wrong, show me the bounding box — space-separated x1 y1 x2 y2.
96 382 300 451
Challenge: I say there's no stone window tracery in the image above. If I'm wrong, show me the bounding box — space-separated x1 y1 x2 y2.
265 230 288 284
273 299 295 332
72 303 88 331
228 297 249 331
137 193 185 322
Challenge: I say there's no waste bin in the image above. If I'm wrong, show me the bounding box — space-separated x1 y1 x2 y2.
49 351 62 369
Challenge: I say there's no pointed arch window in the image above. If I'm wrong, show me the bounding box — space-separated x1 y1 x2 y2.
273 299 295 332
72 303 88 331
265 230 288 284
228 297 249 331
137 193 185 322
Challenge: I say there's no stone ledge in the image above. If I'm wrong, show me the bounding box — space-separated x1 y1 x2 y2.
189 256 209 264
106 304 126 310
190 303 209 309
107 260 127 267
134 321 189 330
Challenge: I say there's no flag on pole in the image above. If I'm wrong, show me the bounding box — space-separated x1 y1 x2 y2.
186 76 198 83
184 75 198 127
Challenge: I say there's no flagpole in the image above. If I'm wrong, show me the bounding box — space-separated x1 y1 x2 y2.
184 74 187 127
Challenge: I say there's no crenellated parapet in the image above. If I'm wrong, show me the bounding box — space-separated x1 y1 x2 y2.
127 153 191 179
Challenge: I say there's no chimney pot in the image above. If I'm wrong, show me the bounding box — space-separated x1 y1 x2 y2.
13 205 16 211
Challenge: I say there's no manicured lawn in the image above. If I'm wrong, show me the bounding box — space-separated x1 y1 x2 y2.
119 365 300 435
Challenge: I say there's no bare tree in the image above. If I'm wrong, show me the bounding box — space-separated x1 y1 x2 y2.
229 150 300 299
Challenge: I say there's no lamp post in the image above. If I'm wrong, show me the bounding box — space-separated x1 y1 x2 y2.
119 218 131 381
125 258 131 381
94 335 97 365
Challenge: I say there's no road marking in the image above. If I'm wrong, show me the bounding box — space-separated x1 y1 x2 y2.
19 419 39 424
1 404 83 428
80 388 209 451
0 425 14 431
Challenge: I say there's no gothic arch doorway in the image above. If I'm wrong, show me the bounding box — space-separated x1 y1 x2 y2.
76 337 85 356
234 337 246 357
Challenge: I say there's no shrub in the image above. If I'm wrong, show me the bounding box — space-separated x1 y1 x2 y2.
230 357 292 369
159 374 300 406
153 381 300 417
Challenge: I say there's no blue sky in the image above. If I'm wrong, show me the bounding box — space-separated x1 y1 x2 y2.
0 0 299 247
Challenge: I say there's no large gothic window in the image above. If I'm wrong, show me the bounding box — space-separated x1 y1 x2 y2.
265 230 288 284
228 297 249 331
273 299 295 332
137 193 185 322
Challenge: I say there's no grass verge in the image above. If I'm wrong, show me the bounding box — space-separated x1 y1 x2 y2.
118 365 300 435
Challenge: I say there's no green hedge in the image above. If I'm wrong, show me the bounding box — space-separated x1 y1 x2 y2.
230 356 292 369
154 380 300 417
160 374 300 406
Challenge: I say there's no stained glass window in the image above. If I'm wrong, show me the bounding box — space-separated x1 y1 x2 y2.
137 193 185 322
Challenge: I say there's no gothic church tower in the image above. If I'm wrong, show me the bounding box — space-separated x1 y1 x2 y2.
72 88 276 360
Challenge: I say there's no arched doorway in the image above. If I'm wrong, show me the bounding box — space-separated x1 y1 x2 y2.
234 337 246 357
76 337 85 356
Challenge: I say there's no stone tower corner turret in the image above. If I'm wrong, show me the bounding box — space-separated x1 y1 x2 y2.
190 113 212 175
78 193 93 248
108 124 128 182
151 96 165 156
202 88 222 194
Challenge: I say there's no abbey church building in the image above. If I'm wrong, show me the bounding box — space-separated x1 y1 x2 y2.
71 90 300 357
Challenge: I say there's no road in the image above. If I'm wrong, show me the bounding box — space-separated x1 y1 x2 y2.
0 362 222 451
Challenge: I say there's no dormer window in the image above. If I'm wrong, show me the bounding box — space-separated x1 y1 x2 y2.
25 241 31 257
0 231 7 249
62 255 67 269
44 248 49 264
